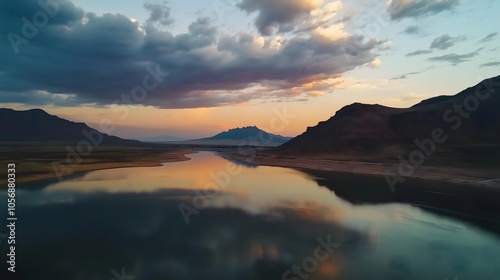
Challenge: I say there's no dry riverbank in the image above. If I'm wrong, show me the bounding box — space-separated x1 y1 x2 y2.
221 150 500 218
222 151 500 190
0 143 193 185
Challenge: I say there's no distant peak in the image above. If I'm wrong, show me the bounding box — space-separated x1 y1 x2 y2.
26 108 49 114
228 126 260 131
0 108 50 115
337 103 382 113
345 102 383 108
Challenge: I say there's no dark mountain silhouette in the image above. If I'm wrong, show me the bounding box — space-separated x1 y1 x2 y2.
277 75 500 154
0 108 141 145
183 126 291 146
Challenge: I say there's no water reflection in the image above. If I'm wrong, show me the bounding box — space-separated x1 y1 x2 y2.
35 152 355 218
1 152 500 280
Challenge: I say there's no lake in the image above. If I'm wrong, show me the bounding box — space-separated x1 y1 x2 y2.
2 151 500 280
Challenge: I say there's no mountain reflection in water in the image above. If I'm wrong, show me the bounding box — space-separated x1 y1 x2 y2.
2 152 500 280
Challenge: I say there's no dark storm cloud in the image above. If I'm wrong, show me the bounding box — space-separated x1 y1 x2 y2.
427 48 482 65
430 34 465 50
0 0 379 108
0 91 81 106
387 0 459 20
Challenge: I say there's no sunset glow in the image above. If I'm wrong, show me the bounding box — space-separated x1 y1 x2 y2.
1 0 499 139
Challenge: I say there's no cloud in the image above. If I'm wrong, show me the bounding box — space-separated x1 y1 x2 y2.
391 71 423 80
430 34 465 50
406 49 433 56
368 58 382 68
0 91 80 107
427 48 482 65
387 0 460 20
238 0 343 36
295 2 345 34
143 1 174 32
335 77 391 90
392 74 407 80
0 0 381 109
480 61 500 68
403 25 424 35
480 32 498 43
406 34 466 57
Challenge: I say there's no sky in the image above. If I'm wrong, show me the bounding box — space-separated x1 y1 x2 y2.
0 0 499 139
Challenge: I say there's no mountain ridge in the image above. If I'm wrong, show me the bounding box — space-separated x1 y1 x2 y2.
179 126 292 147
277 75 500 154
0 108 140 145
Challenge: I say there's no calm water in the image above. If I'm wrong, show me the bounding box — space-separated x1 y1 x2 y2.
2 151 500 280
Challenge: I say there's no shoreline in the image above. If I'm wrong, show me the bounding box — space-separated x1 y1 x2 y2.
4 145 499 191
3 146 500 220
17 154 193 185
221 152 500 189
221 151 500 219
0 146 195 186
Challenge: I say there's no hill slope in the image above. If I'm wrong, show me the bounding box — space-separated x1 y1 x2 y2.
0 108 140 145
277 75 500 154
